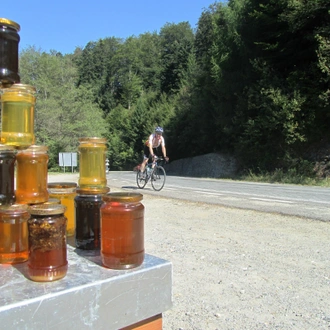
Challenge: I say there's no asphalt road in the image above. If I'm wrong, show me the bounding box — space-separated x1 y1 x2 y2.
105 171 330 222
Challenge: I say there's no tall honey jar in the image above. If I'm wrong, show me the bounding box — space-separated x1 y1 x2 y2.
0 18 20 85
100 192 144 269
0 84 36 148
75 187 109 250
0 144 16 205
27 204 68 282
48 182 77 237
16 145 49 204
78 137 107 189
0 204 29 264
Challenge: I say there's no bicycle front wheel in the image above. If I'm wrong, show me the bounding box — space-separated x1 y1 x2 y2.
136 170 147 189
151 166 166 191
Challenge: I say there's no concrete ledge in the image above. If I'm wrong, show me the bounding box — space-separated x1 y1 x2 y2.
0 246 172 329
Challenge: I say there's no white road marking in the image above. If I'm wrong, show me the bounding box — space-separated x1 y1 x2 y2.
250 197 294 204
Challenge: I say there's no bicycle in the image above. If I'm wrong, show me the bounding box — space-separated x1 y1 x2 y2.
136 156 166 191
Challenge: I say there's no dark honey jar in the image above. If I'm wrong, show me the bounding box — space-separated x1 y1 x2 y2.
0 18 20 85
74 187 110 250
27 204 68 282
0 144 16 205
100 192 144 269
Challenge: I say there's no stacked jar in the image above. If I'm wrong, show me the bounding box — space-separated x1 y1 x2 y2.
0 19 30 265
0 18 68 282
75 138 109 250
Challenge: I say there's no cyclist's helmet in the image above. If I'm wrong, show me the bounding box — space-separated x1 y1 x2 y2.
155 126 164 134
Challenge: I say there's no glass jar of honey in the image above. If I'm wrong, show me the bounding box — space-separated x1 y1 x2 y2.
0 204 29 264
0 144 16 205
75 187 109 250
0 84 36 148
78 137 107 189
100 192 144 269
28 204 68 282
48 182 77 237
15 145 49 204
0 18 20 85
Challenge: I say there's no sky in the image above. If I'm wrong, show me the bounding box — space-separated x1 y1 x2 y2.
2 0 222 55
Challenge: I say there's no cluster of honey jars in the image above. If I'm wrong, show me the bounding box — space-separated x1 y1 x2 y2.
75 138 145 269
0 18 68 282
0 18 145 279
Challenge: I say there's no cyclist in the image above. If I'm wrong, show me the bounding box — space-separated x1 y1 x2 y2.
139 126 169 177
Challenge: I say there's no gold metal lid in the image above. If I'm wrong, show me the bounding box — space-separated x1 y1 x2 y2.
102 192 143 203
0 144 15 151
76 186 110 195
0 203 28 215
18 145 48 153
78 137 107 144
0 18 20 32
28 203 66 216
42 198 61 205
48 182 77 189
48 182 77 193
1 83 36 94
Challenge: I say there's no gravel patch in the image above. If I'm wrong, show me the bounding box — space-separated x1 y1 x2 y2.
142 194 330 330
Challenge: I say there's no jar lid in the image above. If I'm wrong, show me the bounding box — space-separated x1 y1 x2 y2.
1 83 36 94
78 137 107 144
48 182 77 189
0 18 20 32
0 204 28 215
0 144 15 151
28 204 66 215
18 145 48 153
76 186 110 195
102 192 143 203
30 198 61 205
48 182 77 194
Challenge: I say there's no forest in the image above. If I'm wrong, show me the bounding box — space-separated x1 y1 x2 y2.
17 0 330 176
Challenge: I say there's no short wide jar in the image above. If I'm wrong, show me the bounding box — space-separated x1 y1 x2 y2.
0 204 29 264
28 204 68 282
101 192 144 269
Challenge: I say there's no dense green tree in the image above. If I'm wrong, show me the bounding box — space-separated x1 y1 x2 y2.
159 22 195 94
16 1 330 173
19 47 107 169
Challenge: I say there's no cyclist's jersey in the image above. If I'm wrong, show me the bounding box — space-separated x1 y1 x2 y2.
145 134 165 148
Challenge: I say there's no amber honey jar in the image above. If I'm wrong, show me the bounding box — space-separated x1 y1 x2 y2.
0 84 36 148
78 137 107 189
27 204 68 282
48 182 77 237
15 145 49 204
75 187 109 250
0 204 29 264
0 18 20 85
100 192 144 269
0 144 16 205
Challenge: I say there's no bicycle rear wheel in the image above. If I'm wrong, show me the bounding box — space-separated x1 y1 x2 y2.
136 170 147 189
151 166 166 191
